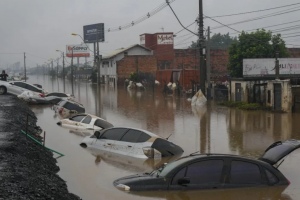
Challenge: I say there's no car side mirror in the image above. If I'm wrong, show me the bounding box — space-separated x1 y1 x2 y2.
178 177 190 185
94 131 101 139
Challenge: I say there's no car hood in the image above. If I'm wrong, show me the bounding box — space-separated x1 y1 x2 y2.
114 173 153 186
259 139 300 165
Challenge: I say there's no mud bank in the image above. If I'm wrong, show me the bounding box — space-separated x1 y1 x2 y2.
0 95 80 200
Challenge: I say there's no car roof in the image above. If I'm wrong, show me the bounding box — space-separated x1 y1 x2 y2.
104 127 160 138
72 113 104 120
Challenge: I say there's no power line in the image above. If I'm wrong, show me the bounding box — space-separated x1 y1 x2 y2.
105 0 176 32
208 2 300 18
166 1 198 36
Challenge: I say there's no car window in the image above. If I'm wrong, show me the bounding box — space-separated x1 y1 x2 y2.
120 130 141 142
185 160 224 184
94 119 113 129
136 132 151 143
49 93 67 97
25 84 41 93
100 128 128 141
82 115 92 124
64 102 80 111
14 82 27 89
265 169 278 184
70 115 86 122
171 167 187 185
230 161 261 184
58 101 66 107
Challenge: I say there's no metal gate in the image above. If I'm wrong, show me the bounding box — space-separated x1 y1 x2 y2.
274 84 282 111
235 83 241 101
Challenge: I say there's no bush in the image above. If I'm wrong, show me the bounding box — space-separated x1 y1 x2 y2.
91 70 97 83
218 101 264 110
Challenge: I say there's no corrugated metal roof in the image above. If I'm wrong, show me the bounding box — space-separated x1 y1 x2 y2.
102 44 152 59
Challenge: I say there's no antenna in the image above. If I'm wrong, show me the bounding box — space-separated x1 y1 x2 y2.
166 133 173 140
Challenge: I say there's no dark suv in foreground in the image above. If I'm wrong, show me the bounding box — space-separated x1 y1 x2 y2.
114 139 300 191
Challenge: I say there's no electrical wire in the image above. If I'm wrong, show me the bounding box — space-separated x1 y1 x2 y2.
167 1 198 36
209 2 300 18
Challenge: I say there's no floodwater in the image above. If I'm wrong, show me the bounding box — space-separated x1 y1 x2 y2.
28 75 300 200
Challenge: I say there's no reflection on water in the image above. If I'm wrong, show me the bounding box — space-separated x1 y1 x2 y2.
27 75 300 200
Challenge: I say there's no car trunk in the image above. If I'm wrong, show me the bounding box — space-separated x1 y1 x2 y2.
259 139 300 165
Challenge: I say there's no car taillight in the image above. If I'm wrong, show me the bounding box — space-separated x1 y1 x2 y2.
287 179 291 185
142 147 161 158
39 94 45 97
59 107 64 113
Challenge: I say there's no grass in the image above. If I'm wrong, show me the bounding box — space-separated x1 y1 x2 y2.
218 101 272 111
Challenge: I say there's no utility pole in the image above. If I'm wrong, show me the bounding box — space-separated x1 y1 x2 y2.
97 26 101 84
71 49 74 94
206 26 211 99
51 60 53 76
198 0 205 96
24 52 26 82
85 56 88 82
56 58 59 77
62 52 65 90
275 45 280 79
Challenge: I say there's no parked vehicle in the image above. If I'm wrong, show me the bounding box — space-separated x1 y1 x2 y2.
57 113 113 131
113 139 300 191
53 100 85 114
80 127 184 159
46 92 74 100
0 80 45 95
18 91 49 104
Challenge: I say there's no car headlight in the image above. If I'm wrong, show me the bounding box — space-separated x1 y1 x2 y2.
116 184 130 191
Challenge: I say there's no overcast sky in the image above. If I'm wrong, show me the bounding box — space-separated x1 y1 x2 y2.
0 0 300 68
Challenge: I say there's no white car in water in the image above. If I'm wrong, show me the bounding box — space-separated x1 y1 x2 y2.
57 113 113 131
80 127 184 159
0 81 46 95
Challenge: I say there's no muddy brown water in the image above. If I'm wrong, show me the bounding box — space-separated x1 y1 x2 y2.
27 75 300 200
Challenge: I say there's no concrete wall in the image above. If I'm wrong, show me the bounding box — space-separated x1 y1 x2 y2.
266 80 292 112
230 80 248 102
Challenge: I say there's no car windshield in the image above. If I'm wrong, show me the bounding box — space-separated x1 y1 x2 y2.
151 157 192 177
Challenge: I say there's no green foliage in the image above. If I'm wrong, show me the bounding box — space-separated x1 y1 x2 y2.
228 29 290 78
49 69 56 77
218 101 272 111
129 72 138 82
188 33 237 49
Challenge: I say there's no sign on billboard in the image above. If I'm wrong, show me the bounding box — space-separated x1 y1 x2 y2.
66 44 90 57
243 58 300 77
83 23 105 43
157 34 173 45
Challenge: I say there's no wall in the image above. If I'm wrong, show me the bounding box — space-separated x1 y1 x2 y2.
100 45 153 78
265 80 292 112
230 80 248 102
117 55 157 83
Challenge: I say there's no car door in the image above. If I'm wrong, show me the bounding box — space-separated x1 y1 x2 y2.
169 159 225 190
24 83 42 93
93 128 128 152
66 115 87 129
80 115 92 130
115 129 141 156
128 131 151 157
224 159 267 188
11 82 27 95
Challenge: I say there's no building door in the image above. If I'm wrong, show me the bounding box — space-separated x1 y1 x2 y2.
235 83 241 102
274 84 282 111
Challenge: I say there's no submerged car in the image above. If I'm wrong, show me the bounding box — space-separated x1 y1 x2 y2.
57 113 113 131
81 127 184 159
114 139 300 191
53 100 85 114
46 92 74 101
0 81 45 95
18 91 74 104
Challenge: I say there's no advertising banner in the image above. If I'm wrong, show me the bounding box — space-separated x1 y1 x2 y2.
243 58 300 77
66 44 90 57
157 34 173 45
83 23 105 43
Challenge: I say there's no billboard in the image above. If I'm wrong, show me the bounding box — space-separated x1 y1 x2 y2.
66 44 90 57
83 23 105 43
157 34 173 45
243 58 300 77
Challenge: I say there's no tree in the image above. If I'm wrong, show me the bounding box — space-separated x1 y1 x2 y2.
188 33 237 49
228 29 290 78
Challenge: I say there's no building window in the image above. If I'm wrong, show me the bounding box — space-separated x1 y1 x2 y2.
267 90 271 103
124 52 128 56
111 61 113 67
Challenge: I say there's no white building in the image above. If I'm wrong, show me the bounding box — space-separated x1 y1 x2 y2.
99 44 153 84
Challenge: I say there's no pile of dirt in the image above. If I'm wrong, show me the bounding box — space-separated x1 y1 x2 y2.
0 95 80 200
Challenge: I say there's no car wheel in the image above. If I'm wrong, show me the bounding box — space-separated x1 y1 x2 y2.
0 86 7 95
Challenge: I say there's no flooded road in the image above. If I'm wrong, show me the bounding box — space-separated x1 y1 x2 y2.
28 75 300 200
